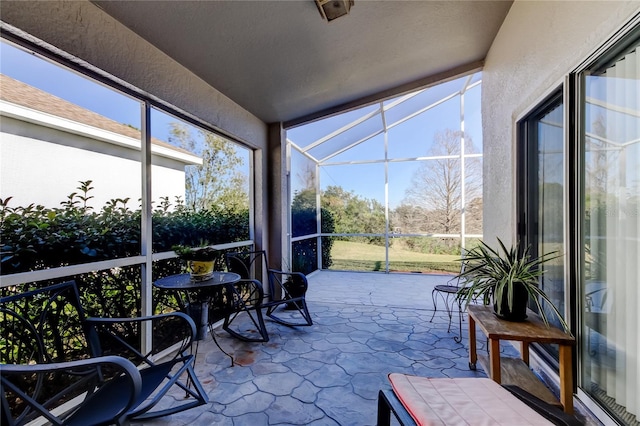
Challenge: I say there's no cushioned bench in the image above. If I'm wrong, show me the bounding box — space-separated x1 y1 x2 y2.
377 374 583 426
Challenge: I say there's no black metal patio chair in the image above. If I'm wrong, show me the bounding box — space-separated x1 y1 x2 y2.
220 277 270 343
224 250 313 342
429 262 465 343
429 259 474 342
0 281 208 426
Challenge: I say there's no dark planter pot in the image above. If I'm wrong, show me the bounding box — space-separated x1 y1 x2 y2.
493 282 528 322
283 276 306 310
187 260 215 282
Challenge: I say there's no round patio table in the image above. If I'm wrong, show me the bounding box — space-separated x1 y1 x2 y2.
154 272 241 365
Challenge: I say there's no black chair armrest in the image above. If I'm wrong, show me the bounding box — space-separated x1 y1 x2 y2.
85 312 196 360
267 269 309 296
268 269 308 282
502 385 584 426
1 355 141 426
86 311 196 337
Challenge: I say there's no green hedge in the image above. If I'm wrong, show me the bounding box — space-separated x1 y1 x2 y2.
0 183 248 318
1 186 249 275
291 206 335 274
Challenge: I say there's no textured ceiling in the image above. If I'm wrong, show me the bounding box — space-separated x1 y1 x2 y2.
92 1 512 126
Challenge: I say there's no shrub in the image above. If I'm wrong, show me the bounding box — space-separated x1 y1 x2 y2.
0 182 248 319
291 205 335 273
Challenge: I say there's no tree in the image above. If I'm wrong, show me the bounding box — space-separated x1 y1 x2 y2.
169 123 247 213
401 129 481 235
465 196 483 234
291 160 318 238
295 162 316 194
390 204 428 233
321 185 385 245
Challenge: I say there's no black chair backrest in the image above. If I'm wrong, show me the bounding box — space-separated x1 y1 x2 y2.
226 250 282 297
225 250 268 280
0 281 95 424
1 281 90 364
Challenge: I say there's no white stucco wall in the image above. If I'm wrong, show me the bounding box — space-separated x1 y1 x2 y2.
1 116 188 209
0 0 267 150
482 1 639 246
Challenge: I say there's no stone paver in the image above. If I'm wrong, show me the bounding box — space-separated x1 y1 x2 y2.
137 271 502 426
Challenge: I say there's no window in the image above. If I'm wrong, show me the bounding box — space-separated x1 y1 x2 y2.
287 74 483 273
0 40 143 274
0 36 254 324
149 106 251 253
516 22 640 424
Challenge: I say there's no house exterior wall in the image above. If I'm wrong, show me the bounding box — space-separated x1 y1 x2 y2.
1 115 188 209
482 0 639 246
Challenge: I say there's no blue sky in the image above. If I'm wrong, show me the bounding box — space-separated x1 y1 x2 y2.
1 41 182 145
287 79 483 208
1 43 141 126
6 37 636 212
2 40 484 208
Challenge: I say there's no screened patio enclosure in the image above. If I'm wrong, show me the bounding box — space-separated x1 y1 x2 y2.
286 73 483 274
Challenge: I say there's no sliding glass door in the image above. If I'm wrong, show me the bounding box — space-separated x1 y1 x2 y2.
580 33 640 422
519 26 639 424
518 91 567 361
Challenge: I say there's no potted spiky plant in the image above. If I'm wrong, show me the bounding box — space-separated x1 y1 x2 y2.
455 238 570 333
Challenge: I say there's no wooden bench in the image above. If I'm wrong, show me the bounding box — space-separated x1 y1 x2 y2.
377 374 583 426
467 305 576 413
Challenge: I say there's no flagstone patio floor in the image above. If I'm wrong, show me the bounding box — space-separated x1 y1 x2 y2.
135 270 593 426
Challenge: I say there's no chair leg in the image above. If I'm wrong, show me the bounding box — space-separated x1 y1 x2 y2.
443 293 453 333
429 289 455 334
455 299 464 343
266 298 313 328
129 356 208 420
429 289 438 323
223 307 269 342
377 390 392 426
440 294 454 332
377 389 417 426
300 299 313 325
222 280 270 342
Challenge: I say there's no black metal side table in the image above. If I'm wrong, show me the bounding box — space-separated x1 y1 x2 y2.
154 272 241 365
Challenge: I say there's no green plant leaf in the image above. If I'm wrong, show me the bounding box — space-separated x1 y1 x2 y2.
455 237 570 334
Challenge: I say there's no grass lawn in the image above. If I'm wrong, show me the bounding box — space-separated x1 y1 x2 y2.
328 240 460 273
